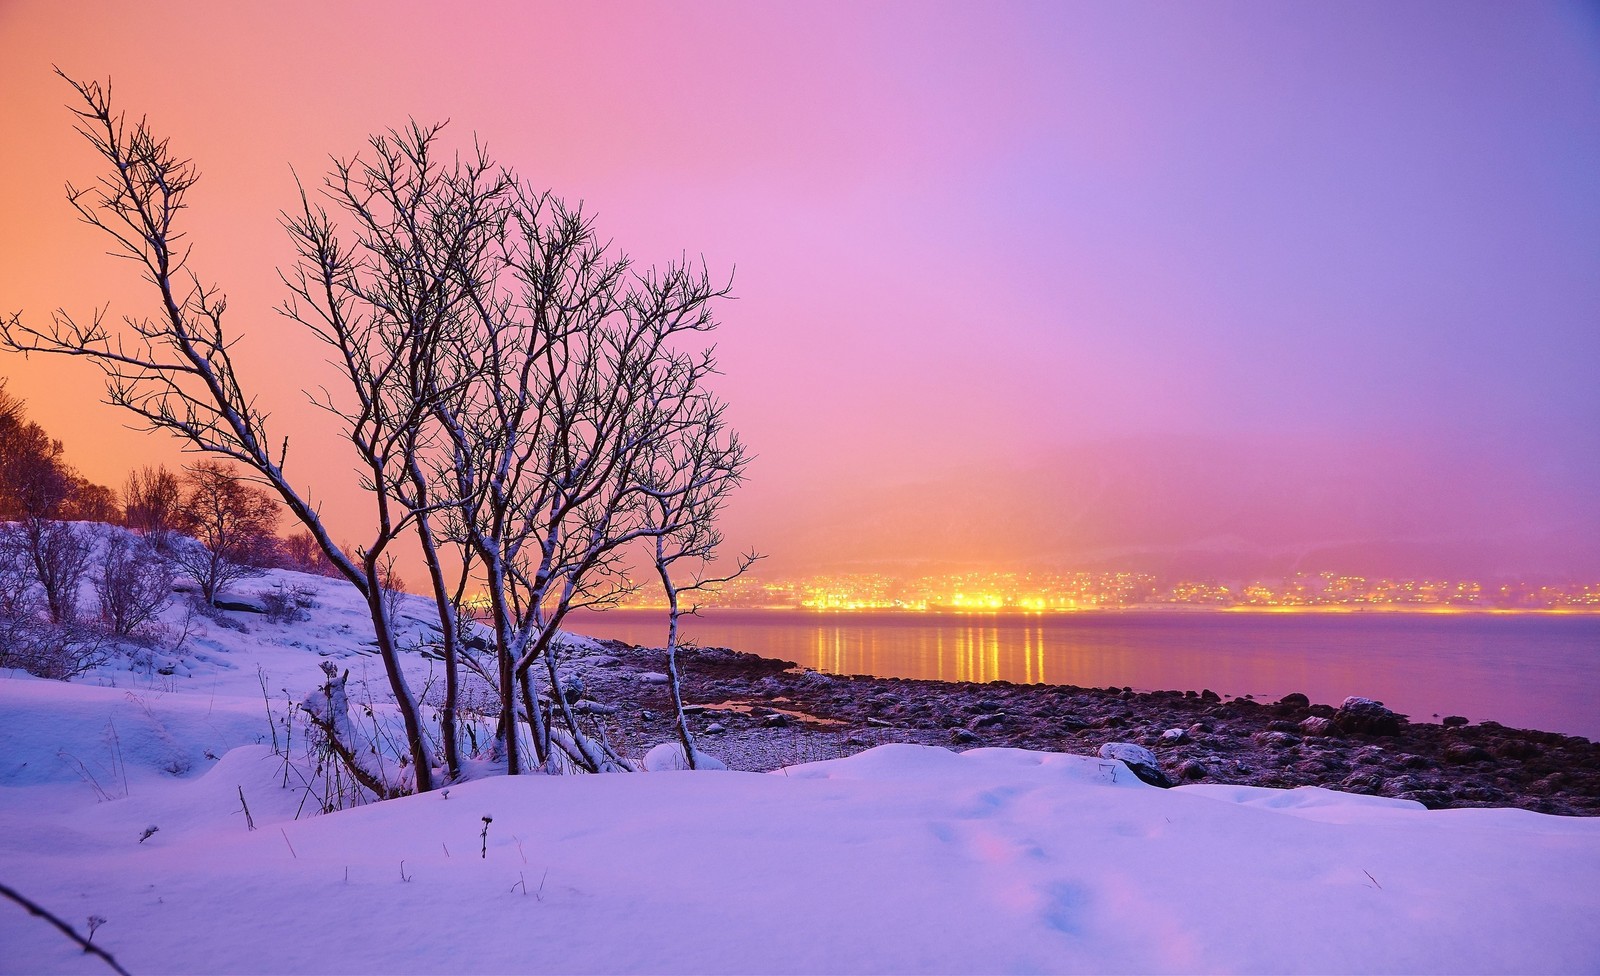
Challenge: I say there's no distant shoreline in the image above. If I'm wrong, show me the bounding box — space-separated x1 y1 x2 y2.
598 604 1600 616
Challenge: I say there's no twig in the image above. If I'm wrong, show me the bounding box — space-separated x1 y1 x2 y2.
237 786 257 831
400 860 412 882
0 882 132 976
279 827 298 858
1364 869 1382 889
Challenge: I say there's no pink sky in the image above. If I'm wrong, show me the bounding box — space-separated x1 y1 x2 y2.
2 1 1597 579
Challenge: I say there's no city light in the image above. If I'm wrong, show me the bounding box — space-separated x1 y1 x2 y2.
602 571 1600 613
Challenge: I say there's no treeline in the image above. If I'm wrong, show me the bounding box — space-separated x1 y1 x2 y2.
0 379 341 576
1 379 350 678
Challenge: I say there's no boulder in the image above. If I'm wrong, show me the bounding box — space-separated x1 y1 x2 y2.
1441 714 1469 728
636 672 670 685
213 594 267 614
1277 692 1311 709
1299 716 1334 737
1252 730 1300 749
1159 727 1188 745
1098 742 1171 788
1331 696 1404 736
1443 743 1492 765
949 727 980 744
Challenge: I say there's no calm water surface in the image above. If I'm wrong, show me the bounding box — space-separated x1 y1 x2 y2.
562 609 1600 740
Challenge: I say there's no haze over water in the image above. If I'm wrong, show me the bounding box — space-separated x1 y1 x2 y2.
565 609 1600 740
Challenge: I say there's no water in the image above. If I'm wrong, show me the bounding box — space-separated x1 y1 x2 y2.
561 609 1600 740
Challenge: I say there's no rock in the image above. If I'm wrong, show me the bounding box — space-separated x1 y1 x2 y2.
763 713 789 728
949 727 980 744
703 722 726 734
1331 696 1404 736
560 675 585 702
1490 739 1540 761
1098 742 1171 788
1442 715 1469 727
1253 731 1300 749
866 717 894 728
1178 759 1209 780
1277 692 1311 709
971 713 1005 729
1199 689 1221 702
1159 728 1188 745
213 595 267 614
643 742 727 771
1299 716 1334 737
1443 743 1492 765
1341 770 1385 794
636 672 670 685
974 699 1003 713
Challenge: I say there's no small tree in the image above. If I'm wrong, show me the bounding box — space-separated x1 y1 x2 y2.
277 530 341 577
173 461 279 605
95 530 173 636
0 523 106 678
1 72 754 790
123 464 182 544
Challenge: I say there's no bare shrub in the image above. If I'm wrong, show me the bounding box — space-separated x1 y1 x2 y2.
173 461 280 605
277 530 341 577
0 527 107 678
21 517 90 625
122 465 182 547
262 580 318 623
95 531 173 636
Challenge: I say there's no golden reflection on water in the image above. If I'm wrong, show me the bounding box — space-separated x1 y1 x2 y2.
826 621 1048 686
560 609 1600 739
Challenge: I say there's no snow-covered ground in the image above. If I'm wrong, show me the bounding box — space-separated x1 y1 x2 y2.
3 565 1599 974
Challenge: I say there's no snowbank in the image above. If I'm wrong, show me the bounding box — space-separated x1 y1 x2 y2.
2 569 1599 973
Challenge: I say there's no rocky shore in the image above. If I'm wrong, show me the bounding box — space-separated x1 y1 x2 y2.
562 637 1600 817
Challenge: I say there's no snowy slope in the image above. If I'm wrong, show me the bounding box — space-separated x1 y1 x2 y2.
2 568 1599 974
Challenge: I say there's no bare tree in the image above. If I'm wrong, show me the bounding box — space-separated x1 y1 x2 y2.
2 72 753 791
95 529 173 636
122 464 182 544
0 524 107 678
23 516 91 625
278 529 341 577
0 383 72 522
172 461 278 605
647 407 757 769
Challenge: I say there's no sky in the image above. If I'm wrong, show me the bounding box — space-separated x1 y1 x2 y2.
2 1 1597 581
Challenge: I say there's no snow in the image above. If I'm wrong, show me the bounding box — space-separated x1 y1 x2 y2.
3 568 1600 974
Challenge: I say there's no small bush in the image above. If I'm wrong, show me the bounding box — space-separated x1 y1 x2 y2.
262 580 318 623
96 531 174 637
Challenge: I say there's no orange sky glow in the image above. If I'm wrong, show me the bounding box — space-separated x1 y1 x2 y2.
2 1 1597 582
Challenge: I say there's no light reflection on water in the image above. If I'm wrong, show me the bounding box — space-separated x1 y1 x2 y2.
560 609 1600 739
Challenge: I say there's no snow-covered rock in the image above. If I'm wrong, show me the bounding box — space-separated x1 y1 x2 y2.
1099 741 1171 787
643 741 728 771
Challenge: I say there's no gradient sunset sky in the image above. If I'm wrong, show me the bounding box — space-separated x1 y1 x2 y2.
2 1 1597 580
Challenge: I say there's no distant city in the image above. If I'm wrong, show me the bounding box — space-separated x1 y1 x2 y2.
614 571 1600 612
